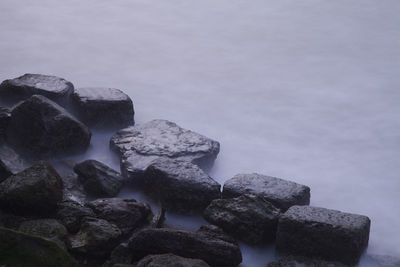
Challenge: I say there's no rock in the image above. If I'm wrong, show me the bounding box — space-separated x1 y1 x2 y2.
71 87 134 129
143 158 221 212
110 119 220 183
276 205 371 265
0 162 63 216
0 226 80 267
267 255 347 267
7 95 91 158
74 159 124 197
87 198 152 235
0 107 10 141
0 73 74 106
0 160 13 183
222 173 310 211
203 195 281 244
196 225 237 245
129 228 242 267
0 144 31 183
365 254 400 267
60 172 87 204
18 219 68 249
149 206 166 228
0 210 26 229
113 264 135 267
56 200 95 234
136 253 210 267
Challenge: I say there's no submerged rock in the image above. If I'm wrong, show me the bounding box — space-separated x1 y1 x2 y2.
7 95 91 158
0 162 63 216
74 159 124 197
129 228 242 267
0 73 74 106
275 205 371 265
222 173 310 211
136 253 210 267
56 200 95 233
203 195 281 244
110 119 220 183
71 87 134 129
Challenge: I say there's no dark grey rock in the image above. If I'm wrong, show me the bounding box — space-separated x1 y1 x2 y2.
87 198 152 235
276 205 371 265
110 120 220 183
203 195 281 244
7 95 91 158
0 210 26 229
222 173 310 211
196 224 237 245
60 172 87 204
0 162 63 216
74 159 124 197
136 253 210 267
0 73 74 106
71 87 134 129
149 206 166 228
56 200 95 233
0 144 31 183
0 107 10 141
129 228 242 267
143 158 221 212
267 255 347 267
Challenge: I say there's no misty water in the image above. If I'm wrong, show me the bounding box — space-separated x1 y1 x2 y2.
1 0 400 266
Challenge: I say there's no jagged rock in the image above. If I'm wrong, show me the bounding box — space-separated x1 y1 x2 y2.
196 225 237 245
7 95 91 158
0 144 31 183
203 195 281 244
110 120 220 183
0 162 63 216
143 158 221 212
74 159 124 197
129 228 242 267
56 200 95 234
0 226 80 267
87 198 152 235
0 107 10 141
71 87 134 129
222 173 310 211
0 73 74 106
136 253 210 267
267 255 347 267
18 219 68 249
276 206 371 265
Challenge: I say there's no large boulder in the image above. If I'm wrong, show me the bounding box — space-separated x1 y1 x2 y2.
0 107 10 141
0 162 63 216
71 87 134 129
136 253 210 267
0 73 74 106
7 95 91 158
143 158 221 212
74 159 124 197
222 173 310 211
110 120 220 183
203 195 281 244
129 228 242 267
275 205 371 265
56 200 95 233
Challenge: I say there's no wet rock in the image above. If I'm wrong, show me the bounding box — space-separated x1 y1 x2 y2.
110 119 220 183
87 198 152 235
149 206 166 228
56 200 95 233
0 162 63 216
196 224 237 245
71 87 134 129
74 159 124 197
267 255 347 267
0 107 10 141
136 253 210 267
0 73 74 106
60 172 87 204
0 144 31 183
129 228 242 267
143 158 221 212
276 205 371 265
203 195 281 244
7 95 91 158
222 173 310 211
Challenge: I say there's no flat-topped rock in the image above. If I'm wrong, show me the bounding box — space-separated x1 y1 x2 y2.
0 73 74 105
143 158 221 212
7 95 91 158
71 87 134 129
110 120 220 182
222 173 310 211
276 205 371 265
136 254 210 267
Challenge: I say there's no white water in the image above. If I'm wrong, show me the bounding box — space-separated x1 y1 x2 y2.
1 0 400 266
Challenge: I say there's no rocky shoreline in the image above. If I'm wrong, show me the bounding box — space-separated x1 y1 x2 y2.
0 73 394 267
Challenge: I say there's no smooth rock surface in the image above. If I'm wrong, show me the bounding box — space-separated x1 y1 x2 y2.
7 95 91 158
0 73 74 106
136 253 210 267
129 228 242 267
203 195 281 244
56 200 95 233
71 87 134 128
222 173 310 211
276 205 371 265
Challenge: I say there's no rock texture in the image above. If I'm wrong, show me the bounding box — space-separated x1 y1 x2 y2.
0 73 74 106
0 145 31 182
71 87 134 128
136 253 210 267
7 95 91 158
196 225 237 245
56 200 95 233
203 195 281 244
222 173 310 211
0 107 10 141
276 205 371 265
